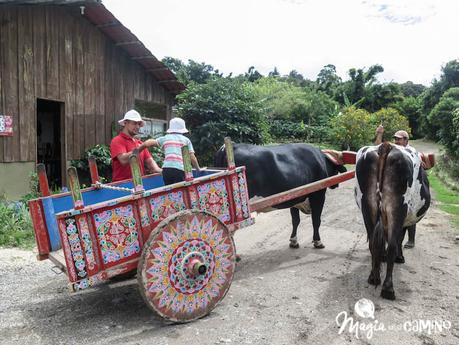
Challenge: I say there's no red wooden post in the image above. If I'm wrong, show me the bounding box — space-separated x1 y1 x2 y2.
36 163 51 197
182 146 194 181
88 156 100 184
224 137 235 170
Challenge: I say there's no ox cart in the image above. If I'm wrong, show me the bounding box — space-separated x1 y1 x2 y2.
28 139 357 322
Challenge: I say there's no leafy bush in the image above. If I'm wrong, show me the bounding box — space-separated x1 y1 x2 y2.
178 77 269 165
370 107 411 139
71 144 112 184
269 119 330 143
329 106 373 150
0 198 34 248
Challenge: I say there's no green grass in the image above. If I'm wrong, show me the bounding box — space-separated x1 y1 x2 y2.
429 171 459 234
0 200 35 248
439 204 459 215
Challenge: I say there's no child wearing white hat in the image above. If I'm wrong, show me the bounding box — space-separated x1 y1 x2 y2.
155 117 201 185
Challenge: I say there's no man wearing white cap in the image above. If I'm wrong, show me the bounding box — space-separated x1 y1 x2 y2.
110 110 161 182
154 117 201 185
375 125 410 147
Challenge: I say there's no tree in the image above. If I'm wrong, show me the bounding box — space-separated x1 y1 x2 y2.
400 81 426 97
393 96 423 138
370 108 411 140
244 66 263 82
316 64 341 98
252 77 338 141
161 57 221 85
177 78 269 164
428 87 459 154
268 67 280 77
420 59 459 137
284 70 307 87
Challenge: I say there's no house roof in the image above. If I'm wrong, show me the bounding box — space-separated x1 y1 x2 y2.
0 0 186 95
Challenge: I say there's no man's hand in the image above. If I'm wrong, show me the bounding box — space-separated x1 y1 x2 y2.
374 125 384 145
143 139 157 148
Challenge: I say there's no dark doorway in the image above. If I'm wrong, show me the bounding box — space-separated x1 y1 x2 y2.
37 99 64 189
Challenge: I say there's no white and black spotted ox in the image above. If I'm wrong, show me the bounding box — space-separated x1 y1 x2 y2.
215 143 347 249
355 142 431 300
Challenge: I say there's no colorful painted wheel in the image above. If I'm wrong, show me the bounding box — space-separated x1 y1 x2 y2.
138 209 236 322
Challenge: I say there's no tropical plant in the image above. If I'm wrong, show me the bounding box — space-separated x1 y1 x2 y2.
329 106 373 150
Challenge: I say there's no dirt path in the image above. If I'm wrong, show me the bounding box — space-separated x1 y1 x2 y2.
1 141 458 345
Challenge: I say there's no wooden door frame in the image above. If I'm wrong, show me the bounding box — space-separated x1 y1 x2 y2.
36 98 67 188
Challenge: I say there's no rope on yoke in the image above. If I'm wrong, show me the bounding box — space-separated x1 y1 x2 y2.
92 181 134 193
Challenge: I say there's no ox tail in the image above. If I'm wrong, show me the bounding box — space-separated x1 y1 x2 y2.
371 142 393 273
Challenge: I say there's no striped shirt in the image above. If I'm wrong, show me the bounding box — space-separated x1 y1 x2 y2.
157 133 194 171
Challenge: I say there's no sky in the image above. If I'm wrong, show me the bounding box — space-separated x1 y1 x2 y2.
102 0 459 86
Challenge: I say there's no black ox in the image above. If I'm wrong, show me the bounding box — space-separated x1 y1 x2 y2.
355 142 430 300
215 143 347 249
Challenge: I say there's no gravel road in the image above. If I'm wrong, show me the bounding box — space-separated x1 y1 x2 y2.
1 140 458 345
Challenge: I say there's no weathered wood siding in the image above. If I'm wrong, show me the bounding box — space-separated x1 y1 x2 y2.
0 5 174 163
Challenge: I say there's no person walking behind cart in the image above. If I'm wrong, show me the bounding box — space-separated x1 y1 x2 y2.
155 117 201 185
110 110 162 182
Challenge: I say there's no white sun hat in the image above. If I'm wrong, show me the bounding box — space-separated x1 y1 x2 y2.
118 109 145 127
166 117 188 134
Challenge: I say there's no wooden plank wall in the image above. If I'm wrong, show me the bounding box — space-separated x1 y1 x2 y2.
0 5 175 163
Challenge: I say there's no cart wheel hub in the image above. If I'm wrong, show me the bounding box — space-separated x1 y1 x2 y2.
182 252 207 277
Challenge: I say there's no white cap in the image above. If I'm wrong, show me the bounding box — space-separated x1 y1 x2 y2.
166 117 188 134
118 110 145 127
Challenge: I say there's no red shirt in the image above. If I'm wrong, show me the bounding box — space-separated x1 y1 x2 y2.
110 132 153 182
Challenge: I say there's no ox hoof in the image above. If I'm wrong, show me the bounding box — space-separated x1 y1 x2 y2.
368 276 381 286
404 241 415 249
381 289 396 300
395 255 405 264
312 240 325 249
289 242 300 249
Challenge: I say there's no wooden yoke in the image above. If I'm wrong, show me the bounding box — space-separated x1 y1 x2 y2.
181 146 194 181
67 167 84 210
37 163 51 197
224 137 235 170
130 149 144 193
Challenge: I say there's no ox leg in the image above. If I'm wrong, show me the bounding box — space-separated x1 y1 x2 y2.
289 207 300 249
395 228 406 264
381 235 397 300
368 220 383 286
310 191 326 249
403 225 416 249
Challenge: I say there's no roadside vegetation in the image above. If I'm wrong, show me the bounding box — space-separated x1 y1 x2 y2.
429 170 459 233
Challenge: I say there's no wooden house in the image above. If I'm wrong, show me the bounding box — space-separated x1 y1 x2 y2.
0 0 185 199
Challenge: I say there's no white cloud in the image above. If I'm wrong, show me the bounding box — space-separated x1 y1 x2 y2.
102 0 459 85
